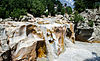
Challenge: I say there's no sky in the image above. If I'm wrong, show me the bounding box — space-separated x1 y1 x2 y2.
59 0 75 8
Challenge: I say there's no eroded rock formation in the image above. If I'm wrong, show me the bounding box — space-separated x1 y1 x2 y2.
0 16 75 61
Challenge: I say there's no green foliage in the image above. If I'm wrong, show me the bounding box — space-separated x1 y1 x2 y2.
66 6 72 14
0 0 30 19
74 0 98 13
70 17 73 21
95 2 100 8
47 0 55 16
0 0 64 19
39 0 46 10
30 0 45 17
74 0 85 13
0 7 10 18
88 20 93 27
71 11 84 31
61 7 66 15
71 11 84 23
10 8 26 19
83 0 95 9
0 7 6 18
57 1 63 12
45 11 49 17
64 3 67 7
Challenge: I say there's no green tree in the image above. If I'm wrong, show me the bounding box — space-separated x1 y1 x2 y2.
74 0 98 13
83 0 95 9
0 0 65 19
0 7 10 18
10 0 32 10
88 20 93 27
0 0 46 18
0 0 29 19
57 1 63 12
39 0 46 11
30 0 45 17
44 11 49 17
10 8 26 19
47 0 55 16
71 11 84 31
66 6 72 14
0 7 6 18
70 11 84 37
74 0 85 13
64 3 67 7
61 7 66 15
74 11 84 23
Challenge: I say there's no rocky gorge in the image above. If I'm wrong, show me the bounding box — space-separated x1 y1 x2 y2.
0 8 100 61
0 15 75 61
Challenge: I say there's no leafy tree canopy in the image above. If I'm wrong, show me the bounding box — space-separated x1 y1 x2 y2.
0 0 65 19
66 6 72 14
74 0 99 13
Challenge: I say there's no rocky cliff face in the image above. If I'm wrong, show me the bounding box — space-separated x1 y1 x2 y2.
0 16 75 61
76 9 100 42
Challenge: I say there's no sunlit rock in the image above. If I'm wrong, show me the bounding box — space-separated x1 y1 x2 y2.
88 26 100 43
0 17 75 61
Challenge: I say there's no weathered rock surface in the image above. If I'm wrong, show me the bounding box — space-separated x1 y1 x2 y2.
0 16 75 61
88 26 100 43
76 9 100 42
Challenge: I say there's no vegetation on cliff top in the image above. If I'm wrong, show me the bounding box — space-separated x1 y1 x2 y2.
0 0 99 19
0 0 73 19
74 0 100 13
0 0 72 19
